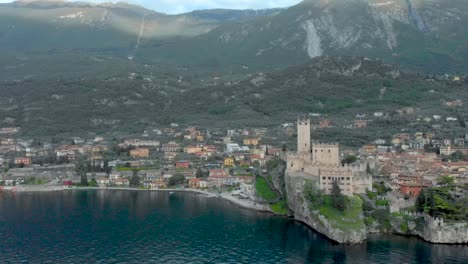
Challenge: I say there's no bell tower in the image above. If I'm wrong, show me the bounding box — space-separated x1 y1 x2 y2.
297 116 311 154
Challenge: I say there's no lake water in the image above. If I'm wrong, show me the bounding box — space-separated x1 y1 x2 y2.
0 190 466 263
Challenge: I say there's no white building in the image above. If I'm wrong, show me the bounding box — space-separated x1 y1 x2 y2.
226 143 241 153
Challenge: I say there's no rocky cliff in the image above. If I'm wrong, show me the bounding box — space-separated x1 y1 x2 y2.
285 173 367 244
392 213 468 244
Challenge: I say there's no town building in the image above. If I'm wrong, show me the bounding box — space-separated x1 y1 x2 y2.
175 160 190 169
162 142 180 152
224 157 235 167
243 138 260 145
14 157 32 166
130 148 150 158
286 117 372 195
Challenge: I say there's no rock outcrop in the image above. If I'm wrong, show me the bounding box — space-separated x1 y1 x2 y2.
392 213 468 244
285 173 367 244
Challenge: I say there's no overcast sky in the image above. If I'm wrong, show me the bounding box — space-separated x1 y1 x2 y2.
0 0 302 14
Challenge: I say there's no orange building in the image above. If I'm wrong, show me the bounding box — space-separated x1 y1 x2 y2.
399 181 431 197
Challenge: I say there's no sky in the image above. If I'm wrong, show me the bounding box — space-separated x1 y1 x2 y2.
0 0 303 14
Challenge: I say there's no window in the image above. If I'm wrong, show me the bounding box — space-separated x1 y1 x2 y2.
346 177 350 180
328 150 331 153
322 177 326 180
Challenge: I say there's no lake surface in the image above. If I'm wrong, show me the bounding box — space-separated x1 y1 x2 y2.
0 190 466 264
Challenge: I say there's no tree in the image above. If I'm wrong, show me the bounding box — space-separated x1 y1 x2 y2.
437 175 455 188
416 190 427 212
103 160 110 175
89 178 98 187
428 190 437 217
80 173 88 186
169 174 185 187
331 180 346 211
130 169 140 187
341 155 357 165
76 158 89 186
196 168 206 178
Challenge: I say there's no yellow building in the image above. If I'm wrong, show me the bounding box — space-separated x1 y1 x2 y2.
185 146 203 154
224 157 235 167
243 138 260 145
196 135 204 142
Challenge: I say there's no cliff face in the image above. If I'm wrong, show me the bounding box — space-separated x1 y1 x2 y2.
285 173 367 244
392 213 468 244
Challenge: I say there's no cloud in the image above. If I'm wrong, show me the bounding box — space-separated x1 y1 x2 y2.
0 0 302 14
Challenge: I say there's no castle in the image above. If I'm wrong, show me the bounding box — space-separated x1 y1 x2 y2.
287 116 372 195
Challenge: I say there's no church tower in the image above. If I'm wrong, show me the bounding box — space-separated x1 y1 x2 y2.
297 116 311 154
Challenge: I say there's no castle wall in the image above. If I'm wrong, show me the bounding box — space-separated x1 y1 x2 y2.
297 118 311 154
312 142 340 166
288 117 372 196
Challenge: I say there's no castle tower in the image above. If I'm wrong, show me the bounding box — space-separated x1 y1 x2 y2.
297 116 311 154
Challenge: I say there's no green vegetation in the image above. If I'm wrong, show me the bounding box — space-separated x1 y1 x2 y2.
442 151 468 162
23 177 49 185
196 168 208 178
129 169 141 187
318 196 365 231
373 182 391 196
304 182 364 231
270 199 288 215
255 176 278 202
376 199 389 207
415 176 467 221
89 179 98 188
400 222 409 233
341 155 357 165
168 174 186 187
304 182 324 207
366 189 378 200
0 52 466 139
331 181 346 211
364 216 376 226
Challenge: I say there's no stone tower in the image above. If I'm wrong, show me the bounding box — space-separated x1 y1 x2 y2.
297 116 311 154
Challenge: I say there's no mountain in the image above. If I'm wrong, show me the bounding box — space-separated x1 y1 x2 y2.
139 0 468 73
0 0 281 55
1 0 467 72
2 56 466 142
1 0 467 140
